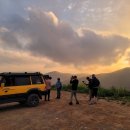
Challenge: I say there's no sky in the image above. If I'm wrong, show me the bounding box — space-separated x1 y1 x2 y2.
0 0 130 74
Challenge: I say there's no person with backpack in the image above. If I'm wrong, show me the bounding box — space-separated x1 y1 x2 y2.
91 74 100 104
55 78 62 99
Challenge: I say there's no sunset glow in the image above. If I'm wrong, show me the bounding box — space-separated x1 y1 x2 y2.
0 0 130 74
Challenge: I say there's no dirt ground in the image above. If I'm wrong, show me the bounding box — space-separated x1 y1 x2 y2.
0 91 130 130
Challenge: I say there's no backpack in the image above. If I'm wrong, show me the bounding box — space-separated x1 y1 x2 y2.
95 78 100 86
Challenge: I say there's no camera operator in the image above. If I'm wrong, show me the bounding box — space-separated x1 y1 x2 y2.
69 75 79 105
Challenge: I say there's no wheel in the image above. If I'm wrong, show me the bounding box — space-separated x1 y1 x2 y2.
26 94 39 107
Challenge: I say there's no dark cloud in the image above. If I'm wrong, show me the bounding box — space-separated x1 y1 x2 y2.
0 32 21 50
0 9 130 66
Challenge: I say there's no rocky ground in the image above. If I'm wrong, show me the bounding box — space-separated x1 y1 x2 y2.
0 91 130 130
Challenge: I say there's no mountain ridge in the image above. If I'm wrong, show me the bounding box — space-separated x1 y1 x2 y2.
46 67 130 90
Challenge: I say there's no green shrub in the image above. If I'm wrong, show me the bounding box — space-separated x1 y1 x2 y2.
55 84 130 102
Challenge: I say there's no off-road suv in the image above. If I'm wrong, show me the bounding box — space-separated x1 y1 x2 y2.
0 72 48 107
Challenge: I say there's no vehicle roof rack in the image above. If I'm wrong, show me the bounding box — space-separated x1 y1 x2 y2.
0 72 43 76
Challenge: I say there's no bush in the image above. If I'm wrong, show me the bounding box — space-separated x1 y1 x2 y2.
98 87 130 98
56 84 130 102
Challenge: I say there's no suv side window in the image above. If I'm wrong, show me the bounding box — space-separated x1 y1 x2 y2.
5 76 14 86
0 76 2 83
31 75 43 84
0 76 4 84
1 76 14 87
14 76 31 86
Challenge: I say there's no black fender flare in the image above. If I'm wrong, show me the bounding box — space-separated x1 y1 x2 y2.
27 88 42 99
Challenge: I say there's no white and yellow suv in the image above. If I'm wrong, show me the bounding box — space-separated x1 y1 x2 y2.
0 72 47 107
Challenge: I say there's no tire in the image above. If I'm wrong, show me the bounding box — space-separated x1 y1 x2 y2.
26 94 39 107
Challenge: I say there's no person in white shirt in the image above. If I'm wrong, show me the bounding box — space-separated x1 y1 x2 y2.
45 76 52 101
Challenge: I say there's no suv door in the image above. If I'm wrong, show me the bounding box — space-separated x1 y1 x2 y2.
0 76 32 103
30 75 46 91
0 76 16 103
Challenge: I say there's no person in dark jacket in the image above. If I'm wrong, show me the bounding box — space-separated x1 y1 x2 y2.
55 78 62 99
91 74 100 104
69 75 79 105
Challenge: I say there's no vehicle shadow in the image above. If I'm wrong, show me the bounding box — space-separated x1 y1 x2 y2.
0 103 26 112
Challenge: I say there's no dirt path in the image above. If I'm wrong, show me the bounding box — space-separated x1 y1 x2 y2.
0 91 130 130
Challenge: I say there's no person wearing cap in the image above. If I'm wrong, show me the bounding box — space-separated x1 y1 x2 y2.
69 75 79 105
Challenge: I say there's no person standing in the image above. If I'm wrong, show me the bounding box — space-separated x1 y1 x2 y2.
82 77 93 102
69 76 79 105
91 74 100 104
45 76 52 101
55 78 62 99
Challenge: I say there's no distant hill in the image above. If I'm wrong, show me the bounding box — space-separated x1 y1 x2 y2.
45 71 86 85
45 71 72 85
46 67 130 90
97 67 130 90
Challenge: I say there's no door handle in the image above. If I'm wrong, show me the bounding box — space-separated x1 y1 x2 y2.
2 88 14 92
2 88 9 92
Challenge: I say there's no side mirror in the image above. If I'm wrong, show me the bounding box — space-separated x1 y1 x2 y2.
1 83 5 87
